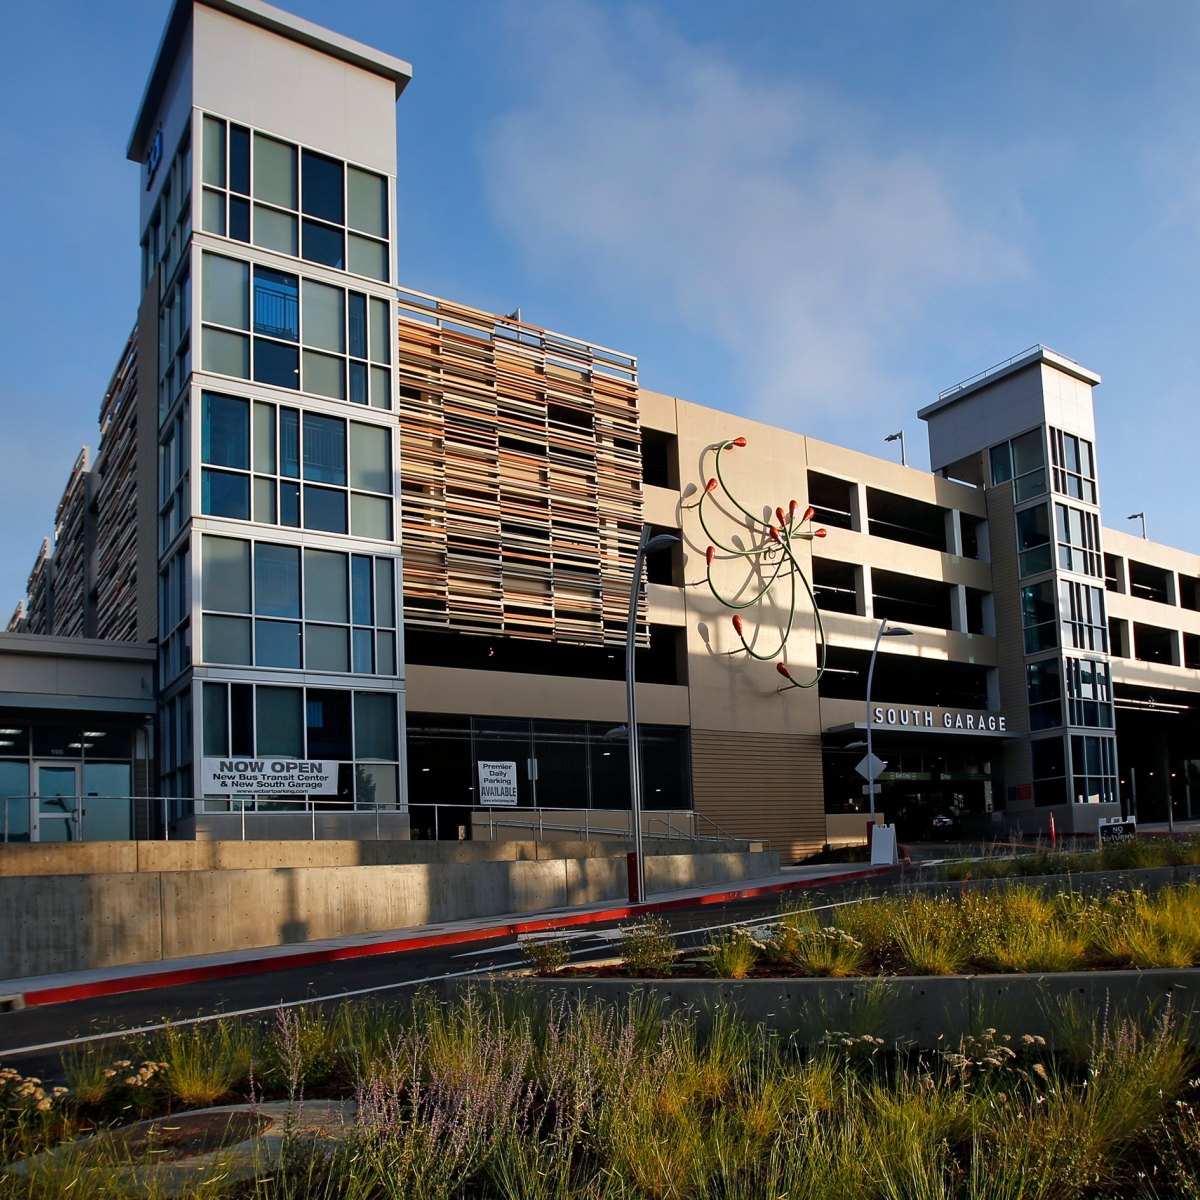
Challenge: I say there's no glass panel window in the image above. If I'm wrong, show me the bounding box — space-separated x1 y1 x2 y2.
253 268 299 341
256 619 302 668
1016 504 1052 578
1026 659 1062 730
201 394 249 469
202 536 251 611
202 469 250 519
355 692 397 758
348 293 367 358
303 349 345 399
254 338 299 389
302 280 345 352
253 133 297 208
348 235 387 281
369 298 391 364
302 414 347 484
375 561 395 626
256 687 304 756
349 423 391 493
202 116 226 187
229 125 250 195
202 328 249 378
347 166 387 237
307 690 352 758
253 402 276 472
204 615 252 664
252 205 298 256
1020 580 1057 654
255 543 300 618
202 683 228 756
306 624 349 672
356 763 397 809
350 493 392 539
302 219 344 269
305 549 349 622
301 149 344 223
201 253 249 329
352 556 373 625
280 409 300 477
352 627 374 673
304 485 347 533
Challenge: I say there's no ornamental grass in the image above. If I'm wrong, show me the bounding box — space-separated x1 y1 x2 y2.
8 990 1200 1198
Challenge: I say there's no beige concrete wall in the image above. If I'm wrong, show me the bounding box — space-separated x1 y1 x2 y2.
0 849 778 978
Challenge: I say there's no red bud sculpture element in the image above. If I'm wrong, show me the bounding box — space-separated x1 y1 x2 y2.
696 434 827 692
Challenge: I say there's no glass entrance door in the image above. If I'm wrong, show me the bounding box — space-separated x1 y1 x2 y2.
33 764 80 842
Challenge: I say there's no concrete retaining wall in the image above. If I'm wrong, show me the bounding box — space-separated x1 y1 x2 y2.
464 968 1198 1050
0 846 778 978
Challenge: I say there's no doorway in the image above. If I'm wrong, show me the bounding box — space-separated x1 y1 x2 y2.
33 763 80 842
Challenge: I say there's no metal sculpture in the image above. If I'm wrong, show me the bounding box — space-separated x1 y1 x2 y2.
695 437 828 690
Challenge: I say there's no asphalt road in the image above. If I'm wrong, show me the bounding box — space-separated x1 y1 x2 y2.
0 883 875 1083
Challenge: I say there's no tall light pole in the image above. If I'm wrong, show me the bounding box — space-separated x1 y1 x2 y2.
864 618 913 817
884 430 907 467
626 524 680 902
1127 511 1148 539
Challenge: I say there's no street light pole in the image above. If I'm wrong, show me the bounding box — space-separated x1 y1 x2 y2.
864 618 913 817
626 525 680 902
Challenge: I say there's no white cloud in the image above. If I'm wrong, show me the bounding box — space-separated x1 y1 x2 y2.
482 1 1027 436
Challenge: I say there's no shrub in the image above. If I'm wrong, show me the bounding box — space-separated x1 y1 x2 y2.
520 932 571 975
619 917 677 976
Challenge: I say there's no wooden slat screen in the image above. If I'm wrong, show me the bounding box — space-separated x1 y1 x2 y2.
92 333 141 642
397 289 646 646
691 729 827 863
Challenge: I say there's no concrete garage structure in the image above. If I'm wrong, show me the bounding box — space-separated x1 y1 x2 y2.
3 0 1200 872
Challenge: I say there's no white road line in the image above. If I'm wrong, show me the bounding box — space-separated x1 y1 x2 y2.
0 960 527 1059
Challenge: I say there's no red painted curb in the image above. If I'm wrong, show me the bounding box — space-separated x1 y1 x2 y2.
19 865 892 1008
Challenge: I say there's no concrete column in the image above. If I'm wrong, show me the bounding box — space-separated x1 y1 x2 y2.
849 482 868 534
950 584 968 633
945 509 963 557
859 564 873 619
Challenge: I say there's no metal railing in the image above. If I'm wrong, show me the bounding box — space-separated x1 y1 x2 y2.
1 795 742 846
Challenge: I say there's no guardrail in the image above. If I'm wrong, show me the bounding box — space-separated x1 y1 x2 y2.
1 795 741 846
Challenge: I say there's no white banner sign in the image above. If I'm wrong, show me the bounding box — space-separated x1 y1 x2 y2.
201 757 339 795
478 760 518 806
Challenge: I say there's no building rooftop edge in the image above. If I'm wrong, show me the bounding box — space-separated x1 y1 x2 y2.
0 632 157 661
127 0 413 161
918 345 1102 421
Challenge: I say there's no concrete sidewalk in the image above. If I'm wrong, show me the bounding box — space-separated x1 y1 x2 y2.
0 861 890 1009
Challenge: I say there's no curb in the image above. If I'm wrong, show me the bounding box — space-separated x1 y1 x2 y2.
16 865 893 1008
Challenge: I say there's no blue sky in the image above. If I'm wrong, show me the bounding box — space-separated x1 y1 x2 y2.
2 0 1199 615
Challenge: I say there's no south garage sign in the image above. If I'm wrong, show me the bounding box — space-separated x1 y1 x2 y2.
201 758 338 795
872 706 1009 734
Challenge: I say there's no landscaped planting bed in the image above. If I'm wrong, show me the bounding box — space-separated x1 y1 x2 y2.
529 881 1200 981
6 989 1200 1197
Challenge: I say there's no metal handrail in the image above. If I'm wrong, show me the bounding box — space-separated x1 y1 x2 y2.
0 795 748 847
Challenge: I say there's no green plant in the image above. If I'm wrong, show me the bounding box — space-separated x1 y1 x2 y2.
783 926 866 977
520 933 571 975
156 1017 258 1108
619 917 677 976
706 927 761 979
